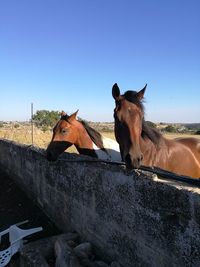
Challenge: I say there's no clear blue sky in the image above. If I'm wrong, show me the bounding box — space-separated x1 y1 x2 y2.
0 0 199 123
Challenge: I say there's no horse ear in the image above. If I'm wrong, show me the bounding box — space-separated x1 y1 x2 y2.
68 110 79 122
60 111 67 117
112 83 120 100
136 84 147 100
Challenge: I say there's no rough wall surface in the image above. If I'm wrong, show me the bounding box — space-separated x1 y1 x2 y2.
0 139 200 267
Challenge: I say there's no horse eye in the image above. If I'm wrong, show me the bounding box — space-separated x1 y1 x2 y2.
61 128 68 135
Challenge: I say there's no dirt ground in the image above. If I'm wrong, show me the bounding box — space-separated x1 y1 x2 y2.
0 168 60 250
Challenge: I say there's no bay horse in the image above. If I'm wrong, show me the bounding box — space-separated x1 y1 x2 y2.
112 83 200 178
46 110 121 162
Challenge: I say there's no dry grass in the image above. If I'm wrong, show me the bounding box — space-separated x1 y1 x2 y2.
0 124 199 155
0 125 51 147
0 125 77 153
164 133 200 140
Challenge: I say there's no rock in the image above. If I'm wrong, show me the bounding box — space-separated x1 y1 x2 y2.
93 260 109 267
20 235 59 267
55 235 82 267
68 240 77 248
79 258 95 267
58 232 79 243
110 261 121 267
74 242 93 260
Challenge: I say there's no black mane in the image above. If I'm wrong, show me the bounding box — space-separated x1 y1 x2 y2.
80 121 105 149
142 120 163 145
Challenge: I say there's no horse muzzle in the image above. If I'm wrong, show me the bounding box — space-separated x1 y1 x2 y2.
125 153 143 169
46 150 58 161
46 141 72 161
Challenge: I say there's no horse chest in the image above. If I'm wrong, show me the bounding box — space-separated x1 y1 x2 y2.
142 143 168 168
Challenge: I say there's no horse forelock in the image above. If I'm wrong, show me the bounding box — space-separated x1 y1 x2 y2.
61 114 70 121
123 90 144 113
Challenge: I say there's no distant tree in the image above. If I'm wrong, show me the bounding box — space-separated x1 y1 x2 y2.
41 125 49 132
14 123 20 128
0 122 4 128
165 125 177 133
146 121 157 128
195 130 200 135
32 110 60 128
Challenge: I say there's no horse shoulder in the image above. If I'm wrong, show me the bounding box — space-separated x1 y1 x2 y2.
101 136 121 161
102 136 120 151
91 136 121 161
166 137 200 177
175 137 200 147
140 136 168 167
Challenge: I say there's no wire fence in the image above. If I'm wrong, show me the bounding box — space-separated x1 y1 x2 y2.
0 122 78 153
0 123 51 149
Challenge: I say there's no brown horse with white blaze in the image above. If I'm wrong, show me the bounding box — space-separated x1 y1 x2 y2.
46 110 121 162
112 83 200 178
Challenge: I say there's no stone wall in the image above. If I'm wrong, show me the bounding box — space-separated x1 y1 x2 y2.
0 139 200 267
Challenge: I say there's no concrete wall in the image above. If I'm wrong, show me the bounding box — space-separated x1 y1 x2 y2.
0 139 200 267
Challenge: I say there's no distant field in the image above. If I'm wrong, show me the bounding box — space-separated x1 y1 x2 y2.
164 133 200 139
0 125 51 148
0 125 199 155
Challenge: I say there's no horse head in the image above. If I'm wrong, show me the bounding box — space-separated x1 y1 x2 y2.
46 110 79 161
112 83 147 169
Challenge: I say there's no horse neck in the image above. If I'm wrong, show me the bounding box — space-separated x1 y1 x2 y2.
72 122 104 158
139 122 166 165
74 124 94 151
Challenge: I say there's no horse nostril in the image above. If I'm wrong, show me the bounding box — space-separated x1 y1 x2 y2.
125 154 132 167
46 151 54 161
46 152 52 161
125 153 143 169
137 154 143 165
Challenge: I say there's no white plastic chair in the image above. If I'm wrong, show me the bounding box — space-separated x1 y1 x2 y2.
0 220 42 267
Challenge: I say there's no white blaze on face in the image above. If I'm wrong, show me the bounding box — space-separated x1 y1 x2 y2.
92 137 121 161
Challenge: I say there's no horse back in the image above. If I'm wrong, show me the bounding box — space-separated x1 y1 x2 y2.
157 137 200 178
175 137 200 162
